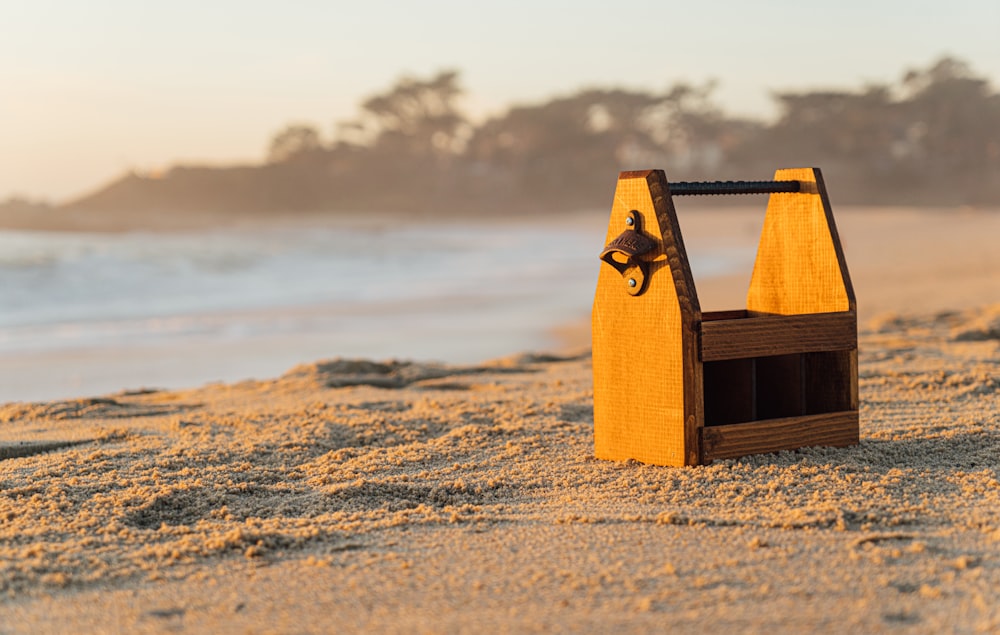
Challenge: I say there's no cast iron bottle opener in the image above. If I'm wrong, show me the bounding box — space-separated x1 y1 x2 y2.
599 210 655 296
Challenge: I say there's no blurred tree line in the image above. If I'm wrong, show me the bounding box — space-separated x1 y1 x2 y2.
62 56 1000 216
266 56 1000 211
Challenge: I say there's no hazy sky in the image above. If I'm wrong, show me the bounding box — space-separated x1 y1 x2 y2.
2 0 998 202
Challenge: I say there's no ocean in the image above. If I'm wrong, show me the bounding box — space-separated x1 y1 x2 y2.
0 218 754 403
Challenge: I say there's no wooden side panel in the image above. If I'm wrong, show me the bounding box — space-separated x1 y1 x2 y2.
700 411 860 462
755 354 804 420
747 168 856 315
804 349 859 414
700 311 857 361
592 170 701 466
702 310 749 322
703 358 754 426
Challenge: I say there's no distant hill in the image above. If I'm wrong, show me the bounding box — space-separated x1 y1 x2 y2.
0 196 51 215
63 166 290 215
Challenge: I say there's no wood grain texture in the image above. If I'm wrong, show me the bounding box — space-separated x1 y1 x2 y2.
700 311 857 361
700 411 859 462
592 170 702 466
747 168 856 315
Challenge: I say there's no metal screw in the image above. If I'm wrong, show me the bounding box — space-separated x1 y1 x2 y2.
628 278 637 288
625 216 634 226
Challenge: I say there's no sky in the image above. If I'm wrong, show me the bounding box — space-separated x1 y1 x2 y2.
2 0 999 203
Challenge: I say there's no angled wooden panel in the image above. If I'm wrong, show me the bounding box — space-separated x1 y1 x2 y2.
592 170 702 466
747 168 856 315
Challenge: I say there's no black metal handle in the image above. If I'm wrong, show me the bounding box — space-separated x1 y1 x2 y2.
669 180 801 196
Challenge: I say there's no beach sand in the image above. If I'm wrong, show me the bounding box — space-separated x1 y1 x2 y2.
1 207 999 633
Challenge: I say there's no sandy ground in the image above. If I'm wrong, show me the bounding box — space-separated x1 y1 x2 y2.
1 207 999 633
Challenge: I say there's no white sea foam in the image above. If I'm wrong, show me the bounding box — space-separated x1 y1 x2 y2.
0 222 753 401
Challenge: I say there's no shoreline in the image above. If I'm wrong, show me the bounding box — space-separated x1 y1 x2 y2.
4 205 1000 404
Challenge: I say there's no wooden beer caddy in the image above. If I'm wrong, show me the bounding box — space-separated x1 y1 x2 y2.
592 168 858 466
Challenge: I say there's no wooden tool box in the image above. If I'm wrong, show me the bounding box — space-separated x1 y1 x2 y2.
592 167 858 466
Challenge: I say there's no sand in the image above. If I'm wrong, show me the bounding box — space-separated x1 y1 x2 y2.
1 207 999 633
